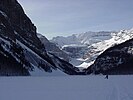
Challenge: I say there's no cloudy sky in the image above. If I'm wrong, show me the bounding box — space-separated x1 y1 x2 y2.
18 0 133 39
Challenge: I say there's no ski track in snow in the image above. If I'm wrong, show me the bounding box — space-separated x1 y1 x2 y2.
107 76 133 100
108 86 119 100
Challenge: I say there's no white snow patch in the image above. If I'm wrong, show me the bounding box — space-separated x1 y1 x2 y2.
0 10 8 18
76 61 94 69
16 40 51 65
0 22 5 27
62 44 86 49
0 37 10 46
30 64 66 76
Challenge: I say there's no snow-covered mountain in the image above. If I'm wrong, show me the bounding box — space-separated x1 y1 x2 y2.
51 31 112 47
86 38 133 75
0 0 80 76
51 29 133 71
51 31 113 68
82 28 133 69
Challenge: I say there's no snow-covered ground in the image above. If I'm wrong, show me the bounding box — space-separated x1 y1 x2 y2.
0 76 133 100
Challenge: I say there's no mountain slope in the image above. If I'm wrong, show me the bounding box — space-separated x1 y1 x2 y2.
85 38 133 75
37 33 70 62
51 31 114 69
81 29 133 68
51 29 133 71
0 0 79 76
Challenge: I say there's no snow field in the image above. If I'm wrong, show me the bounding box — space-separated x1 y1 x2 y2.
0 75 133 100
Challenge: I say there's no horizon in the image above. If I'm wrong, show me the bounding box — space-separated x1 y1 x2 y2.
18 0 133 39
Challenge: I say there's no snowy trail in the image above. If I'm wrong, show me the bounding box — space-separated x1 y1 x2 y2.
0 76 133 100
117 85 133 100
107 76 133 100
108 86 119 100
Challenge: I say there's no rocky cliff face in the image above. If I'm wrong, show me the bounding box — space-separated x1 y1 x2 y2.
0 0 80 76
0 0 40 46
37 33 70 62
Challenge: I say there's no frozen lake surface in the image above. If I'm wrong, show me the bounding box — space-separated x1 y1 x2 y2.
0 75 133 100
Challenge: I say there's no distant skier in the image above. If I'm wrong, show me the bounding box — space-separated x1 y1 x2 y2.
105 75 108 79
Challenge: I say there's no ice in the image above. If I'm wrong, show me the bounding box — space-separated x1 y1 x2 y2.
0 75 133 100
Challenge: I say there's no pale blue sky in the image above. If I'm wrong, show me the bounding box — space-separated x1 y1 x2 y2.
18 0 133 39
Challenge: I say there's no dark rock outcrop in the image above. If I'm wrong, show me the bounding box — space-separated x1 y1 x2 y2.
0 0 43 49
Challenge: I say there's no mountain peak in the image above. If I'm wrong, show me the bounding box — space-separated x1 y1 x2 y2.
0 0 80 76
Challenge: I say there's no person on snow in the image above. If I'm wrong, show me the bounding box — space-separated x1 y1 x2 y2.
105 75 108 79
